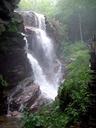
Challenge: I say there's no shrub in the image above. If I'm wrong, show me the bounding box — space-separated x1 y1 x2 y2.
59 41 90 123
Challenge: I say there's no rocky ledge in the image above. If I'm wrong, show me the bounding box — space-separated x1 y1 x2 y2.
8 77 41 114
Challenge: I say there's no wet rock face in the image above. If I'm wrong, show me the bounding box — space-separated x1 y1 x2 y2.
9 77 41 112
8 77 51 114
0 32 32 89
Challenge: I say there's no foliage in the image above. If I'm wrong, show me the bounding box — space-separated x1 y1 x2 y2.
7 18 18 32
22 42 90 128
59 41 89 61
56 0 96 21
0 75 7 87
59 41 90 125
19 0 34 10
22 101 72 128
22 111 44 128
19 0 55 18
55 0 96 41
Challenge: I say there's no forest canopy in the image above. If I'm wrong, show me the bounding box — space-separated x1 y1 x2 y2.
19 0 55 17
19 0 96 42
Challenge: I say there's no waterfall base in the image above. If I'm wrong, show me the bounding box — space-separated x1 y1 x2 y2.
7 77 53 116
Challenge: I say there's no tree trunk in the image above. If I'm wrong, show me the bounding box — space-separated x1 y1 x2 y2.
78 13 83 42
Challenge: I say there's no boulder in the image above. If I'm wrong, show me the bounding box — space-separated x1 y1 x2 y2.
9 77 41 112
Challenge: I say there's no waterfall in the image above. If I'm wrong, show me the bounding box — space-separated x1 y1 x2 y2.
8 12 62 116
7 12 62 115
26 12 62 100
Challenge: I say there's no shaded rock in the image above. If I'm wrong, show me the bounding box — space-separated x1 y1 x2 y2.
0 32 32 89
0 0 20 36
0 0 20 21
0 87 8 115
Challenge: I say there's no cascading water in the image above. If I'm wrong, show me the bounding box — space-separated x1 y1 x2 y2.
26 12 62 100
27 53 57 99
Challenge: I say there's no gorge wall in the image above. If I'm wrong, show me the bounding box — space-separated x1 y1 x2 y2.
0 0 33 115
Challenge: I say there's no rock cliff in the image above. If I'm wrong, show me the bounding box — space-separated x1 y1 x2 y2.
0 0 34 115
0 32 32 89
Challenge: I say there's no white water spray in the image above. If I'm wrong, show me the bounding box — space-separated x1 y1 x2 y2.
27 53 57 99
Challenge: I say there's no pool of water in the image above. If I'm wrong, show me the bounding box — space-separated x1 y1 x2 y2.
0 116 21 128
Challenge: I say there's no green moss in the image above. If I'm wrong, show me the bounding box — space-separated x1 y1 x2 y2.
0 75 8 87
